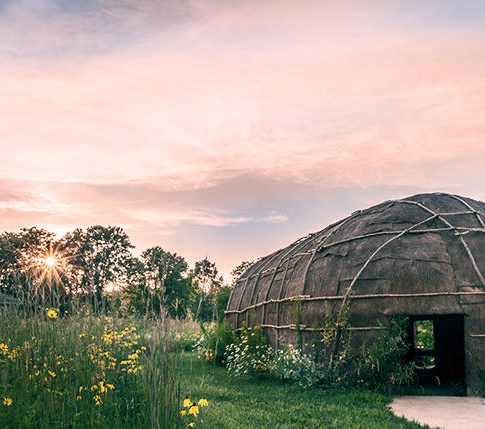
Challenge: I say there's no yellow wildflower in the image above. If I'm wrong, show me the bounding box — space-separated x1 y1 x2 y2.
0 343 8 354
46 308 58 319
47 370 56 378
198 398 209 407
93 394 103 406
187 423 195 428
182 396 192 408
188 404 199 416
128 351 140 360
76 395 82 401
3 397 13 406
180 409 187 416
97 380 114 393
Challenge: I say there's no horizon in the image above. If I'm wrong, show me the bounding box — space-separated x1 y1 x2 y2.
2 0 485 277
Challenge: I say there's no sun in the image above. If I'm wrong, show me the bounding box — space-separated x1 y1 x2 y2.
44 256 57 268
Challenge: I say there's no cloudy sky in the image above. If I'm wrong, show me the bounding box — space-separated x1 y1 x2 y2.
1 0 484 276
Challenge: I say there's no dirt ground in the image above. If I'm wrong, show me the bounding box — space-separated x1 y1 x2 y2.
391 396 485 429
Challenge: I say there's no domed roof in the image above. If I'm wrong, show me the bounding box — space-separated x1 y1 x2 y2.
227 193 485 317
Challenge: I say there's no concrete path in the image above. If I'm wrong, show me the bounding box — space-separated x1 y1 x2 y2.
391 396 485 429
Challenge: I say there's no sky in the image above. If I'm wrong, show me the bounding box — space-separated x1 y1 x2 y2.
1 0 485 277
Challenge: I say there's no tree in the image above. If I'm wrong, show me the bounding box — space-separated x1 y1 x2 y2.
0 232 21 296
230 260 253 287
0 228 68 309
192 257 223 322
61 226 133 311
193 258 220 294
119 256 148 315
139 247 193 319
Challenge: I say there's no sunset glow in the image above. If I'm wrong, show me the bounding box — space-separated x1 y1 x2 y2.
1 0 484 275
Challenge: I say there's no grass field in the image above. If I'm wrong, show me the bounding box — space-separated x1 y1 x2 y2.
0 312 428 429
180 354 427 429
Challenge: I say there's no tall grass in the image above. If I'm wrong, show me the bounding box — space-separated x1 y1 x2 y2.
0 309 181 428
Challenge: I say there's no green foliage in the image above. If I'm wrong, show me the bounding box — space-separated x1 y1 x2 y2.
195 321 274 377
0 227 209 320
355 317 415 393
315 308 413 392
219 307 413 393
143 324 181 428
270 343 322 388
62 226 134 311
239 322 269 351
0 309 425 428
414 320 434 350
0 228 62 307
195 322 237 365
0 311 181 428
0 226 243 324
192 258 224 323
170 321 201 353
225 324 273 378
119 257 150 315
191 286 232 325
139 247 194 319
181 355 427 428
230 261 253 287
318 302 353 385
0 226 136 313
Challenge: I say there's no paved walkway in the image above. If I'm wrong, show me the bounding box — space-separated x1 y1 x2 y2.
391 396 485 429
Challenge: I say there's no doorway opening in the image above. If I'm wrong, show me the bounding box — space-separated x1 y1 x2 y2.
407 315 466 394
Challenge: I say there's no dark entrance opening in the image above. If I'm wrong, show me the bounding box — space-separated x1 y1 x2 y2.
406 315 466 394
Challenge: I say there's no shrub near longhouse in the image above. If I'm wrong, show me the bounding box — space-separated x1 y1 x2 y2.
198 318 414 391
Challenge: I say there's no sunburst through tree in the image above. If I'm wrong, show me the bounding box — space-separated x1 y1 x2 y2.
25 243 73 308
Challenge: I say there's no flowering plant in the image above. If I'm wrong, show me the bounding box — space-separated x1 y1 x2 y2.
194 322 236 365
271 344 322 387
225 323 273 378
180 395 209 428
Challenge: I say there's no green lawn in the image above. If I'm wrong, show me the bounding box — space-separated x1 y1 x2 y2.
179 354 428 429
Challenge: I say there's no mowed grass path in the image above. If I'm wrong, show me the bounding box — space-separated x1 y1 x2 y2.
180 354 428 429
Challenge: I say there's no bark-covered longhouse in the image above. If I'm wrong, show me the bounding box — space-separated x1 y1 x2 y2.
226 193 485 395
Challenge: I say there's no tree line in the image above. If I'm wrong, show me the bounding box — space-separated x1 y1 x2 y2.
0 226 252 321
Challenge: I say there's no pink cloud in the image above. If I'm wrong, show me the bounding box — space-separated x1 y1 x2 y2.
1 24 484 189
1 0 484 273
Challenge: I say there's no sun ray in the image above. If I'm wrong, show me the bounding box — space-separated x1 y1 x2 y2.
22 242 73 302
